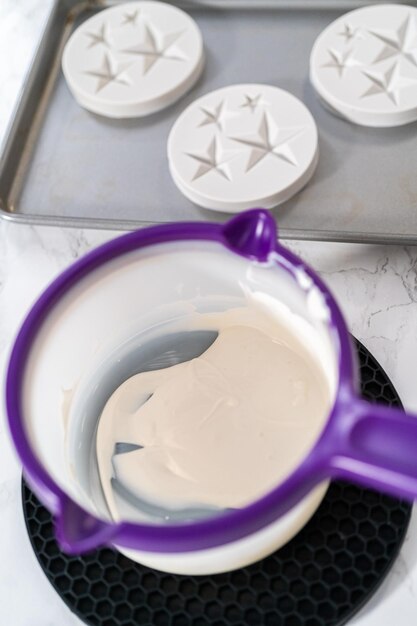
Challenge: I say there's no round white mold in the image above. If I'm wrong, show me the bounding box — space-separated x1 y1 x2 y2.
167 84 319 213
62 1 204 118
310 4 417 127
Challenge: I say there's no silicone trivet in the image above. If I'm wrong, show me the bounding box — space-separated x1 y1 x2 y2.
22 339 412 626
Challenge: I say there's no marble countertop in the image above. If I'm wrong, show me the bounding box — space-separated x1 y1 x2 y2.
1 2 417 625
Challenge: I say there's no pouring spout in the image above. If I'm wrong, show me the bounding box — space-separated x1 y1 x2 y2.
56 496 118 554
223 209 277 262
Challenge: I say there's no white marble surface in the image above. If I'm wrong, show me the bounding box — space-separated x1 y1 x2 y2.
1 2 417 625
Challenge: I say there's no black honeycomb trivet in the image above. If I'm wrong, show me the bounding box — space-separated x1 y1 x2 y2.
22 339 412 626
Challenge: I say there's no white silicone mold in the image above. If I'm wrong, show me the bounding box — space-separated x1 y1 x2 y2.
310 4 417 127
62 1 204 118
167 84 319 213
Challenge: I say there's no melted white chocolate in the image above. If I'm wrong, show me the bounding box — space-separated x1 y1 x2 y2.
96 307 333 520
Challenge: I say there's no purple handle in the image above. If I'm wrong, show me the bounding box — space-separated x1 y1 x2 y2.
328 398 417 500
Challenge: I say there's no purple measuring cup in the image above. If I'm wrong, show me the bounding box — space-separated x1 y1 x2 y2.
5 209 417 575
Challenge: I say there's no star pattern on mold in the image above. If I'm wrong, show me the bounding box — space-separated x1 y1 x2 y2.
338 22 361 44
85 22 111 49
369 14 417 68
186 136 236 181
229 112 304 172
121 9 140 26
84 53 132 93
240 93 269 114
198 100 236 132
360 62 416 105
122 22 186 74
322 48 357 77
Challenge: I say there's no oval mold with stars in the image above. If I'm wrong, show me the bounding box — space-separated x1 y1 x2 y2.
62 1 204 118
167 84 319 213
310 4 417 127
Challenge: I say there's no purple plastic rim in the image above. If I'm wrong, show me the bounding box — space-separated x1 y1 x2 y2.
6 210 358 554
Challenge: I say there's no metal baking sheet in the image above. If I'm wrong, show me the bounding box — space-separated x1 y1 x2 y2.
1 0 417 243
